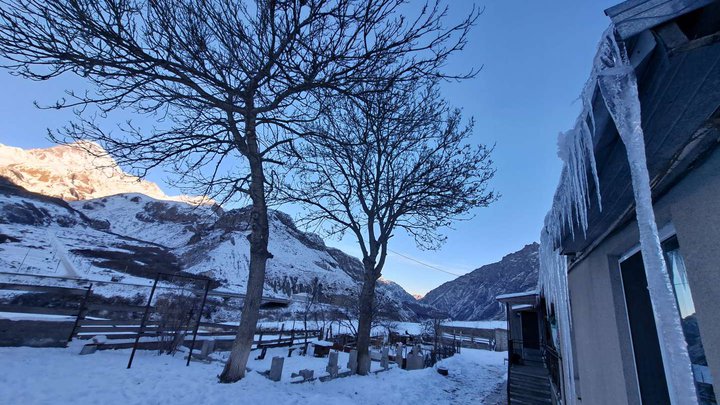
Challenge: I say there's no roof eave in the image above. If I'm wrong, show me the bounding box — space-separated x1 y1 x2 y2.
605 0 717 40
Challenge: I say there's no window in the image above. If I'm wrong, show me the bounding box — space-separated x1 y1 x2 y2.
663 237 717 405
619 235 717 405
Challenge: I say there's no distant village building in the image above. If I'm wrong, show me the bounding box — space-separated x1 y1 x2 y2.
500 1 720 404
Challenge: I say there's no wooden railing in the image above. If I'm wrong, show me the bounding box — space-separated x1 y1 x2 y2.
0 281 321 351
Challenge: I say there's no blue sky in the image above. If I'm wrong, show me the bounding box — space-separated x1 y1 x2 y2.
0 1 618 295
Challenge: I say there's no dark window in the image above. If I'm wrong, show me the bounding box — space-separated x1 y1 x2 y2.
621 251 671 405
663 237 717 405
620 237 717 405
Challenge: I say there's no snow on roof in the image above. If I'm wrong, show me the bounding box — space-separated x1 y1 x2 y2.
495 290 539 301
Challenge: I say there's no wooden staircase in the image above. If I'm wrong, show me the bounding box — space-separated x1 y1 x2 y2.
508 349 554 405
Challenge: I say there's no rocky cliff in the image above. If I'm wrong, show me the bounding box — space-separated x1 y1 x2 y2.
420 243 539 320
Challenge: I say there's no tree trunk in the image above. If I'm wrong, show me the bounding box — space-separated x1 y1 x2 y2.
219 112 272 383
356 258 378 375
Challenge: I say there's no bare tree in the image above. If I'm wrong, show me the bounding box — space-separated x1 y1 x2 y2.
282 80 497 373
300 277 322 351
333 285 398 339
0 0 480 382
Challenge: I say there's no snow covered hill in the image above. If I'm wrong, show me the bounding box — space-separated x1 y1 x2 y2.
0 142 208 204
0 142 434 320
420 243 539 320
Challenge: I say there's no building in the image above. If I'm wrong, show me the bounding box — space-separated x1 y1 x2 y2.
505 1 720 404
497 291 560 404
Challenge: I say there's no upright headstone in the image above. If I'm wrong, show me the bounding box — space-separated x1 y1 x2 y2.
395 343 404 366
326 351 339 378
406 353 424 370
347 350 358 375
198 339 215 359
269 356 284 382
406 345 424 370
380 346 390 370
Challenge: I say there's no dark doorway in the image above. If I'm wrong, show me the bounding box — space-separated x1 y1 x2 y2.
621 251 671 405
521 311 540 349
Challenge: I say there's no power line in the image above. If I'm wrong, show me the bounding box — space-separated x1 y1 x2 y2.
387 249 465 277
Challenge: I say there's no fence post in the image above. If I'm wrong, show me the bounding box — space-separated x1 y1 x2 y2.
128 275 160 369
186 280 211 366
67 283 92 343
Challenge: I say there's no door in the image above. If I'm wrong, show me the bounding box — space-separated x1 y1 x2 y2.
521 311 540 349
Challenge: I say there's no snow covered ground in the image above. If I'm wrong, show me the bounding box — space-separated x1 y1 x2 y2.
0 346 507 404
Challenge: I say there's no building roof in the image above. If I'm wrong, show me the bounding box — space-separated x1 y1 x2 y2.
559 2 720 257
605 0 717 39
496 290 539 306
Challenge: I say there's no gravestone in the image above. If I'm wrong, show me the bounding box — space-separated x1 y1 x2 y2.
79 344 97 355
291 369 315 382
197 339 215 360
406 353 424 370
406 345 424 370
326 351 339 378
269 356 284 382
347 350 358 375
395 343 404 366
380 347 390 370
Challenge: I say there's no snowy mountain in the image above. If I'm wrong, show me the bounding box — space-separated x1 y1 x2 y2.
0 142 208 204
0 142 433 320
420 243 539 320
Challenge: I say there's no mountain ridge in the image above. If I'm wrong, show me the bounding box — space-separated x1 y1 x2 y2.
0 142 434 321
0 141 211 205
420 242 539 320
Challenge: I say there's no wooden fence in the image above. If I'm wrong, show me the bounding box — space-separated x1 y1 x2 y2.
75 317 322 351
438 325 506 351
0 281 320 351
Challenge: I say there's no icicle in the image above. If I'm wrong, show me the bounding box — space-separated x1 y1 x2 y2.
539 30 609 404
539 228 577 405
596 27 697 405
540 24 698 405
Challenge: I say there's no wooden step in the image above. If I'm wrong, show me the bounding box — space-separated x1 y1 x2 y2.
509 382 551 397
510 380 551 393
510 369 549 379
509 396 553 405
510 390 552 405
510 375 550 386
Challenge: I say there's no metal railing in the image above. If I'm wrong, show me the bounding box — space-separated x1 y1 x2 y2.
543 343 563 400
